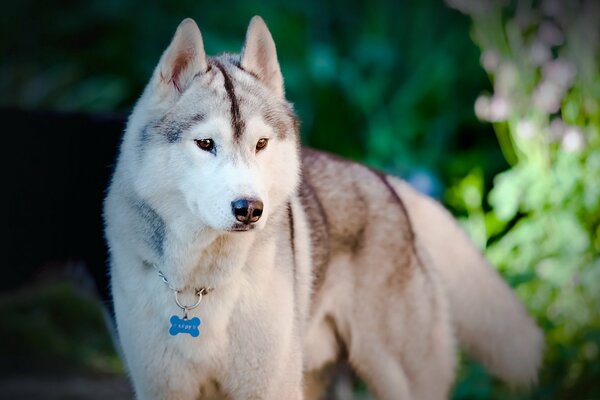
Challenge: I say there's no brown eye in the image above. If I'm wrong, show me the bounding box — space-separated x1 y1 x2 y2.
256 138 269 152
195 138 215 152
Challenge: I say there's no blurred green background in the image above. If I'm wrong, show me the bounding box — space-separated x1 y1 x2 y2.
1 0 599 399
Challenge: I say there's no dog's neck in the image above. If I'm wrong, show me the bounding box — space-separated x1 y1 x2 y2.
132 195 283 292
152 220 257 291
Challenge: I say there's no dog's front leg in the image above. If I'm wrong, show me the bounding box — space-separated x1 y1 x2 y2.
111 280 210 399
220 268 304 399
223 330 304 400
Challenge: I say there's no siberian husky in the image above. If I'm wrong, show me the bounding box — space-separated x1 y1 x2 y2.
104 16 544 399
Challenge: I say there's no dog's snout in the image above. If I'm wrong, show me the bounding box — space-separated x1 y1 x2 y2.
231 199 264 224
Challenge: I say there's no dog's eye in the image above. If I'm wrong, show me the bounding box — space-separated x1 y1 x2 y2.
256 138 269 152
195 138 215 152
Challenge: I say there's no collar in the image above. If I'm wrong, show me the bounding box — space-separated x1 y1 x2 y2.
148 262 214 318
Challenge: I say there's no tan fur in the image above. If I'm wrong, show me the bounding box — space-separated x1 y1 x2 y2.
301 149 456 400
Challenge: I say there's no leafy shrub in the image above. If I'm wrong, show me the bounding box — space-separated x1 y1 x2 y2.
446 1 600 398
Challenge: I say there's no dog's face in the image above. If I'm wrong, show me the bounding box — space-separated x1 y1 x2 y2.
128 17 300 232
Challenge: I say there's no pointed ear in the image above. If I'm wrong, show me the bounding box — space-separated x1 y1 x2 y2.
240 16 284 98
154 18 207 98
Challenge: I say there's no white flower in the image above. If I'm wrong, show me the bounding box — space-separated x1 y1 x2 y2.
480 49 500 72
489 95 510 121
533 80 563 113
474 95 511 122
543 59 576 88
530 40 552 66
476 94 511 122
517 120 536 139
561 127 585 152
475 95 491 121
539 21 564 46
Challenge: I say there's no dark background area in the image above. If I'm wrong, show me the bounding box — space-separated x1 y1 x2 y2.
1 0 599 399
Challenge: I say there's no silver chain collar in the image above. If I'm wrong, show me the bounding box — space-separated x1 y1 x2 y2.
151 263 214 318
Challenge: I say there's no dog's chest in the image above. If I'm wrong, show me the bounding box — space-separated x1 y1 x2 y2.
144 241 280 364
153 285 235 365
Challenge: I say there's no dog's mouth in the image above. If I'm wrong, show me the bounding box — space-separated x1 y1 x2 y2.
228 224 257 232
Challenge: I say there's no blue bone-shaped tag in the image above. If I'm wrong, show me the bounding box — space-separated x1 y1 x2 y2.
169 315 201 337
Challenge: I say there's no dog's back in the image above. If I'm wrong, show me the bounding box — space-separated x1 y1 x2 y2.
298 148 543 398
299 149 454 399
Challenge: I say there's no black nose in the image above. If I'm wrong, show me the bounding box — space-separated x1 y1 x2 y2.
231 199 264 224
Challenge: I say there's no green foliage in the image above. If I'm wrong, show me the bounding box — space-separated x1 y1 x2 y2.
1 0 501 187
0 282 122 374
447 1 600 398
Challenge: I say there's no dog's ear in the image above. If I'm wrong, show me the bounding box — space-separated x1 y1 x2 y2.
241 16 284 98
154 18 207 98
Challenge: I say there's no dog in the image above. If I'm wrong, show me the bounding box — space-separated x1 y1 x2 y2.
104 16 544 399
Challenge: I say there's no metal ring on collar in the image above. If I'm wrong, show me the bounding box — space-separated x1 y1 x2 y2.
174 290 203 311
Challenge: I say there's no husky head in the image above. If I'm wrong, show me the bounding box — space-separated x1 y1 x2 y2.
123 17 300 233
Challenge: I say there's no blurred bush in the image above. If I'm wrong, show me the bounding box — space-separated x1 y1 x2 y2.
0 280 122 374
446 0 600 398
0 0 502 193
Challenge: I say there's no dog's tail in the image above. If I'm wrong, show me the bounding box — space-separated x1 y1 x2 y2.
390 178 544 387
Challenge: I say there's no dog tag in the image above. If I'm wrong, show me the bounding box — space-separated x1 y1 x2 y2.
169 315 201 337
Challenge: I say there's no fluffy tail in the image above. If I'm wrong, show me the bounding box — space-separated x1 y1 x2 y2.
391 178 544 387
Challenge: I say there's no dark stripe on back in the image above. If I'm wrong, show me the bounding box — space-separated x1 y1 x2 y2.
307 147 418 245
287 202 299 322
369 169 416 242
212 60 245 141
368 169 428 275
288 202 296 260
298 179 330 272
